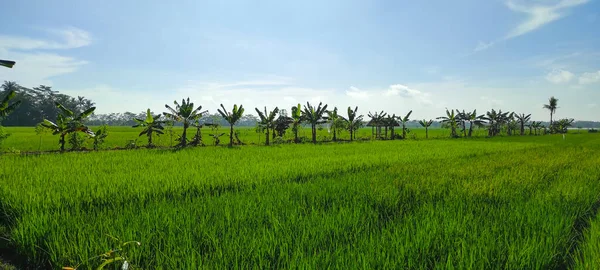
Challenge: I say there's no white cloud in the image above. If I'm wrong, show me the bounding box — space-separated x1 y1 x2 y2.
0 27 91 86
384 84 432 105
474 41 495 52
346 86 370 99
579 70 600 84
480 96 504 107
545 69 574 84
505 0 589 39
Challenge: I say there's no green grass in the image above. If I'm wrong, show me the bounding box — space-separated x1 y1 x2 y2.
0 130 599 269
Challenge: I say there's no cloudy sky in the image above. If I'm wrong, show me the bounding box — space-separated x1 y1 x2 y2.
1 0 599 121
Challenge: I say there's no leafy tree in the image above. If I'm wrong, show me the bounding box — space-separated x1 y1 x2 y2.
255 106 279 145
398 110 413 139
482 109 511 137
326 107 342 141
274 114 293 138
419 119 434 138
41 102 96 152
552 118 574 134
0 88 21 118
190 120 208 147
302 102 328 144
217 104 245 146
92 125 109 151
367 111 387 139
133 109 166 148
437 109 459 137
515 113 531 136
543 96 559 129
163 98 207 147
384 114 397 139
290 104 304 143
341 106 363 141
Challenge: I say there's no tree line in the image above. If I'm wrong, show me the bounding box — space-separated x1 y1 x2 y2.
0 80 591 152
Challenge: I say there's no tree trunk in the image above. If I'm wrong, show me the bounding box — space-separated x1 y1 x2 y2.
229 124 234 146
265 127 270 145
390 127 395 140
148 132 153 148
384 126 388 139
426 127 429 139
468 121 473 137
312 124 316 144
332 126 337 141
294 125 299 143
350 128 353 141
181 123 188 147
402 123 406 139
60 134 65 152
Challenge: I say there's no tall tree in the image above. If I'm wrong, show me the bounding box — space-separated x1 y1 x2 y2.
515 113 531 136
419 119 434 139
398 110 413 139
133 109 166 148
41 102 96 151
436 109 459 138
163 98 207 147
326 107 342 141
341 106 363 141
255 106 279 145
367 111 387 139
218 104 245 146
302 102 328 144
290 104 303 143
543 96 559 130
463 109 486 137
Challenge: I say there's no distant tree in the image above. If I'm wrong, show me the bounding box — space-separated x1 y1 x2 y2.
515 113 531 136
398 110 413 139
543 96 559 130
482 109 511 137
384 114 397 139
274 113 293 138
255 106 279 145
367 111 387 139
218 104 245 146
341 106 363 141
302 102 328 144
436 109 459 138
41 102 96 152
419 119 434 139
506 114 519 136
291 104 304 143
133 109 166 148
190 120 207 147
552 118 574 134
163 98 207 147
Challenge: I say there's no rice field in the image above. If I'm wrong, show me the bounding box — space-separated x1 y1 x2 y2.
0 128 599 269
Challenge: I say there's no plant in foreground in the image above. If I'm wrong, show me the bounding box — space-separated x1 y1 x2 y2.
62 235 140 270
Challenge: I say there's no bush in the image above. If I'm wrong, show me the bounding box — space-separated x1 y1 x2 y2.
589 129 598 133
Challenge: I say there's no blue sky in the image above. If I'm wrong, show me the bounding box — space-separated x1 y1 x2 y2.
1 0 599 121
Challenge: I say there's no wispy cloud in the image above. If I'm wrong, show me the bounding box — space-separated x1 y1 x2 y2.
579 70 600 84
346 86 370 100
0 26 92 50
545 69 575 84
474 0 589 52
384 84 432 105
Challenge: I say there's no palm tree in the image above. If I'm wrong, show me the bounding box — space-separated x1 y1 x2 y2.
41 102 96 152
398 110 413 139
326 107 342 141
133 109 166 148
418 119 434 139
384 114 397 139
482 109 511 137
0 88 21 118
291 104 303 143
255 106 279 145
515 113 531 136
462 110 485 137
456 109 468 137
436 109 459 137
543 96 558 129
341 106 363 141
163 98 207 147
367 111 387 139
302 102 328 144
217 104 245 146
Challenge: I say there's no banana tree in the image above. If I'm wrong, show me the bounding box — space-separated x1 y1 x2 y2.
133 109 165 148
515 113 531 136
217 104 245 146
163 98 207 147
419 119 434 139
437 109 459 138
41 102 96 151
384 114 397 139
340 106 363 141
326 107 342 141
553 118 574 134
0 89 21 118
463 109 486 137
255 106 279 145
302 102 328 144
398 110 413 139
367 111 387 139
0 60 15 69
291 104 303 143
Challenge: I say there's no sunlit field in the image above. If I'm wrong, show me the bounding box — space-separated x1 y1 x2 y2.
1 130 599 269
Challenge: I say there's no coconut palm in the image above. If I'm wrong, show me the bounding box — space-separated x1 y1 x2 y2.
326 107 342 141
0 88 21 118
163 98 207 147
302 102 328 144
290 104 303 143
341 106 363 141
398 110 413 139
255 106 279 145
41 102 96 152
217 104 245 146
436 109 459 137
133 109 166 148
543 96 558 129
515 113 531 136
